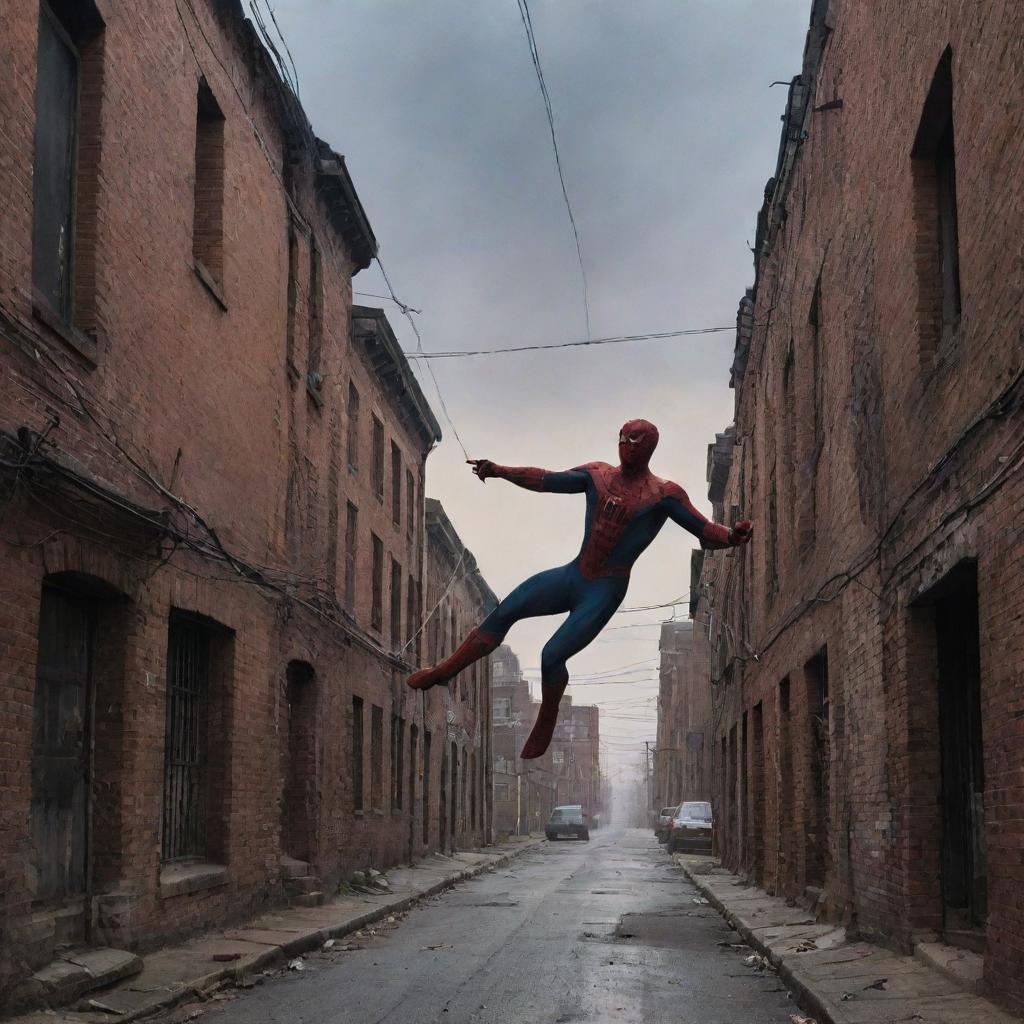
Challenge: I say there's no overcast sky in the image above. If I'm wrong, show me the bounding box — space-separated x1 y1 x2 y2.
273 0 810 783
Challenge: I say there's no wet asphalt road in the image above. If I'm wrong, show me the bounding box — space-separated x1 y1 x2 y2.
185 829 797 1024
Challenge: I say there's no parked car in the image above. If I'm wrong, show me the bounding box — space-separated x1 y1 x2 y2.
545 805 590 841
666 801 713 854
655 805 680 843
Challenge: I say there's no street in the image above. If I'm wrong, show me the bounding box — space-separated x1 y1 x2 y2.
178 830 798 1024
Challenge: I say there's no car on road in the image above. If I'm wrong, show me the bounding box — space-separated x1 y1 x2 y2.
545 805 590 842
666 801 713 854
655 805 679 843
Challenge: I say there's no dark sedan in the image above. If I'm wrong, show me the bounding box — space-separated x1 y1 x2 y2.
545 805 590 841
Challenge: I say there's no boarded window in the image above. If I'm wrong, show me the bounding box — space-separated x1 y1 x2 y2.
347 382 360 472
192 79 225 290
495 783 510 802
391 443 402 524
390 557 402 647
370 704 383 811
351 696 364 812
345 502 358 612
32 1 104 326
371 534 383 631
372 416 385 500
493 697 511 721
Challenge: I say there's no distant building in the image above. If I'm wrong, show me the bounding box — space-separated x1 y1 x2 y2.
549 699 602 823
422 499 497 853
653 620 710 811
490 645 557 835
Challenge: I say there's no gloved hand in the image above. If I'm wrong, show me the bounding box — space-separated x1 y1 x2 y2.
729 519 753 545
468 459 498 481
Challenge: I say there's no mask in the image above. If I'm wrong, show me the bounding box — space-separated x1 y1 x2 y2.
618 419 659 472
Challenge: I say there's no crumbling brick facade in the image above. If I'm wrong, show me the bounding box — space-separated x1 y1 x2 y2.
687 0 1024 1012
0 0 488 1007
549 700 602 822
421 499 496 855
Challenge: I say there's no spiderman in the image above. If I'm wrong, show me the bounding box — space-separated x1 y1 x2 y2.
408 419 752 759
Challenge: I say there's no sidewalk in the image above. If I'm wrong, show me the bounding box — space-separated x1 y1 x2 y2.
675 854 1021 1024
7 837 546 1024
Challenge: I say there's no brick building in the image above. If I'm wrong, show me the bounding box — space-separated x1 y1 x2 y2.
421 499 497 854
549 700 602 823
689 0 1024 1011
652 620 710 811
0 0 492 1007
490 645 557 836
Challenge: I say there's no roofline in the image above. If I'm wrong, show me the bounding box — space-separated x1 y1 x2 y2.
425 498 498 610
351 306 443 450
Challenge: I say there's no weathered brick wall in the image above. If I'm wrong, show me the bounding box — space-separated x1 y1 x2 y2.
0 0 464 1006
691 0 1024 1012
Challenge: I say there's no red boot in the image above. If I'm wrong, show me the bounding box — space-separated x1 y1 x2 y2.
407 628 500 691
520 678 568 759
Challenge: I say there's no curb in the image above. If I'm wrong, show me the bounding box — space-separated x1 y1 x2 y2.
674 858 833 1024
17 839 546 1024
138 839 544 1024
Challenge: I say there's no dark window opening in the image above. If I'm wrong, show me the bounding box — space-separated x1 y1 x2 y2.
370 704 383 812
306 239 323 393
912 47 961 361
281 661 315 862
751 702 765 885
391 713 405 811
406 572 416 647
345 502 358 613
192 79 225 293
390 557 402 649
162 612 232 863
347 382 360 473
391 443 402 525
32 1 104 331
372 416 385 501
370 533 383 632
778 677 794 889
409 725 419 842
423 730 432 845
804 649 830 889
406 468 415 537
352 696 364 812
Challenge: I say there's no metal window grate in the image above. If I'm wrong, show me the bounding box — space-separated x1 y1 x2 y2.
162 620 210 861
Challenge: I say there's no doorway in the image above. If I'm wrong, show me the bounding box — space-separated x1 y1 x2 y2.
933 566 987 940
281 661 316 863
31 584 95 940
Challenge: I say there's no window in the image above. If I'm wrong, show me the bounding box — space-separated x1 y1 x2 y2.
345 502 358 612
912 47 961 361
372 416 385 501
370 704 383 811
306 238 323 393
552 750 565 766
406 468 415 537
192 79 225 297
351 696 364 812
391 713 405 811
493 697 511 721
423 731 432 845
162 612 232 862
371 533 383 631
406 572 416 646
390 557 402 647
347 382 360 472
495 783 510 802
32 1 104 331
391 443 402 524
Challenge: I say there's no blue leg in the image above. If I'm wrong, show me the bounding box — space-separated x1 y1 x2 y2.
480 564 575 640
521 577 627 759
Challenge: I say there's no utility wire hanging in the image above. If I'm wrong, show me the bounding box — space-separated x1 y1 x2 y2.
515 0 592 340
403 324 734 360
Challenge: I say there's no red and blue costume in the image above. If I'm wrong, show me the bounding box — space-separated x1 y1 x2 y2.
408 419 752 758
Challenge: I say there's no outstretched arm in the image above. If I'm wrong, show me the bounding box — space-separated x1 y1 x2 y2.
468 460 589 494
663 486 752 550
